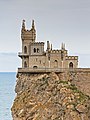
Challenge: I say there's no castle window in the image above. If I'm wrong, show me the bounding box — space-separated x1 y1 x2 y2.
24 46 27 53
69 62 73 68
33 66 38 69
24 61 27 68
37 48 40 53
34 48 36 53
54 60 58 68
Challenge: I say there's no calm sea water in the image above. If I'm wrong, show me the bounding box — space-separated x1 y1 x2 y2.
0 72 16 120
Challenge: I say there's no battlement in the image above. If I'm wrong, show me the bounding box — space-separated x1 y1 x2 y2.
21 30 35 40
30 42 44 45
21 20 36 42
66 56 78 60
50 50 67 54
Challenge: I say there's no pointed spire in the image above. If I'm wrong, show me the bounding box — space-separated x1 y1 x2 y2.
31 20 36 41
32 20 35 29
61 43 63 50
47 41 50 51
61 43 65 50
51 44 52 50
64 43 65 49
22 20 25 29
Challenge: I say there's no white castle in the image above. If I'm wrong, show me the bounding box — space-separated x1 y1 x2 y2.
18 20 78 72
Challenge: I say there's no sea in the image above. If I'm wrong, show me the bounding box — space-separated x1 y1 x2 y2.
0 72 16 120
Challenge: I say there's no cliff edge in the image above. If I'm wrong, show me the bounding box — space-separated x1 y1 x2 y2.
11 72 90 120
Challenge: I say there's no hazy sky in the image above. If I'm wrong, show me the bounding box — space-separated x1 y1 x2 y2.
0 0 90 71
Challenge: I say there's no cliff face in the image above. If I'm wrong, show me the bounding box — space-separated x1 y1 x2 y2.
11 72 90 120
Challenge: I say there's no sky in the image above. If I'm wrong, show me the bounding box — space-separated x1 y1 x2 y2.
0 0 90 72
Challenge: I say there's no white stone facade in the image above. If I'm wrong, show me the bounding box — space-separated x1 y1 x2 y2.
18 20 78 70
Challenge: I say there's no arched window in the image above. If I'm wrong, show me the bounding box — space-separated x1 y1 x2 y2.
33 66 38 69
54 60 58 68
34 48 36 53
37 48 39 53
24 46 27 53
69 62 73 68
24 61 27 68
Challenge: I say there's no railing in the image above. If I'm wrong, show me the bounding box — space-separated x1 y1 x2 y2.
18 52 29 56
18 68 90 73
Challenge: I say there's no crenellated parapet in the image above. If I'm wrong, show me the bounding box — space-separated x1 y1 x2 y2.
50 49 67 54
21 20 36 42
66 56 78 60
30 42 44 45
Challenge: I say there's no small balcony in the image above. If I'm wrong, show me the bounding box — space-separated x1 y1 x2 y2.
18 52 29 57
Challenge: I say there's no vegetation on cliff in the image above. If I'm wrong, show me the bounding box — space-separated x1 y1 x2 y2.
11 72 90 120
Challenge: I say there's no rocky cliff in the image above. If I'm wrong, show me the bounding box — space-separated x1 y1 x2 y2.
11 72 90 120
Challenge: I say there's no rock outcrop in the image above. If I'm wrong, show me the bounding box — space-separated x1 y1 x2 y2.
11 72 90 120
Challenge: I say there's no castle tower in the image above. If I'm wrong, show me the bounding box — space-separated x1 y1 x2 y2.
21 20 36 54
19 20 36 68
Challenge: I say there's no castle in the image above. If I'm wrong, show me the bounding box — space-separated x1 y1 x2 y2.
18 20 78 72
